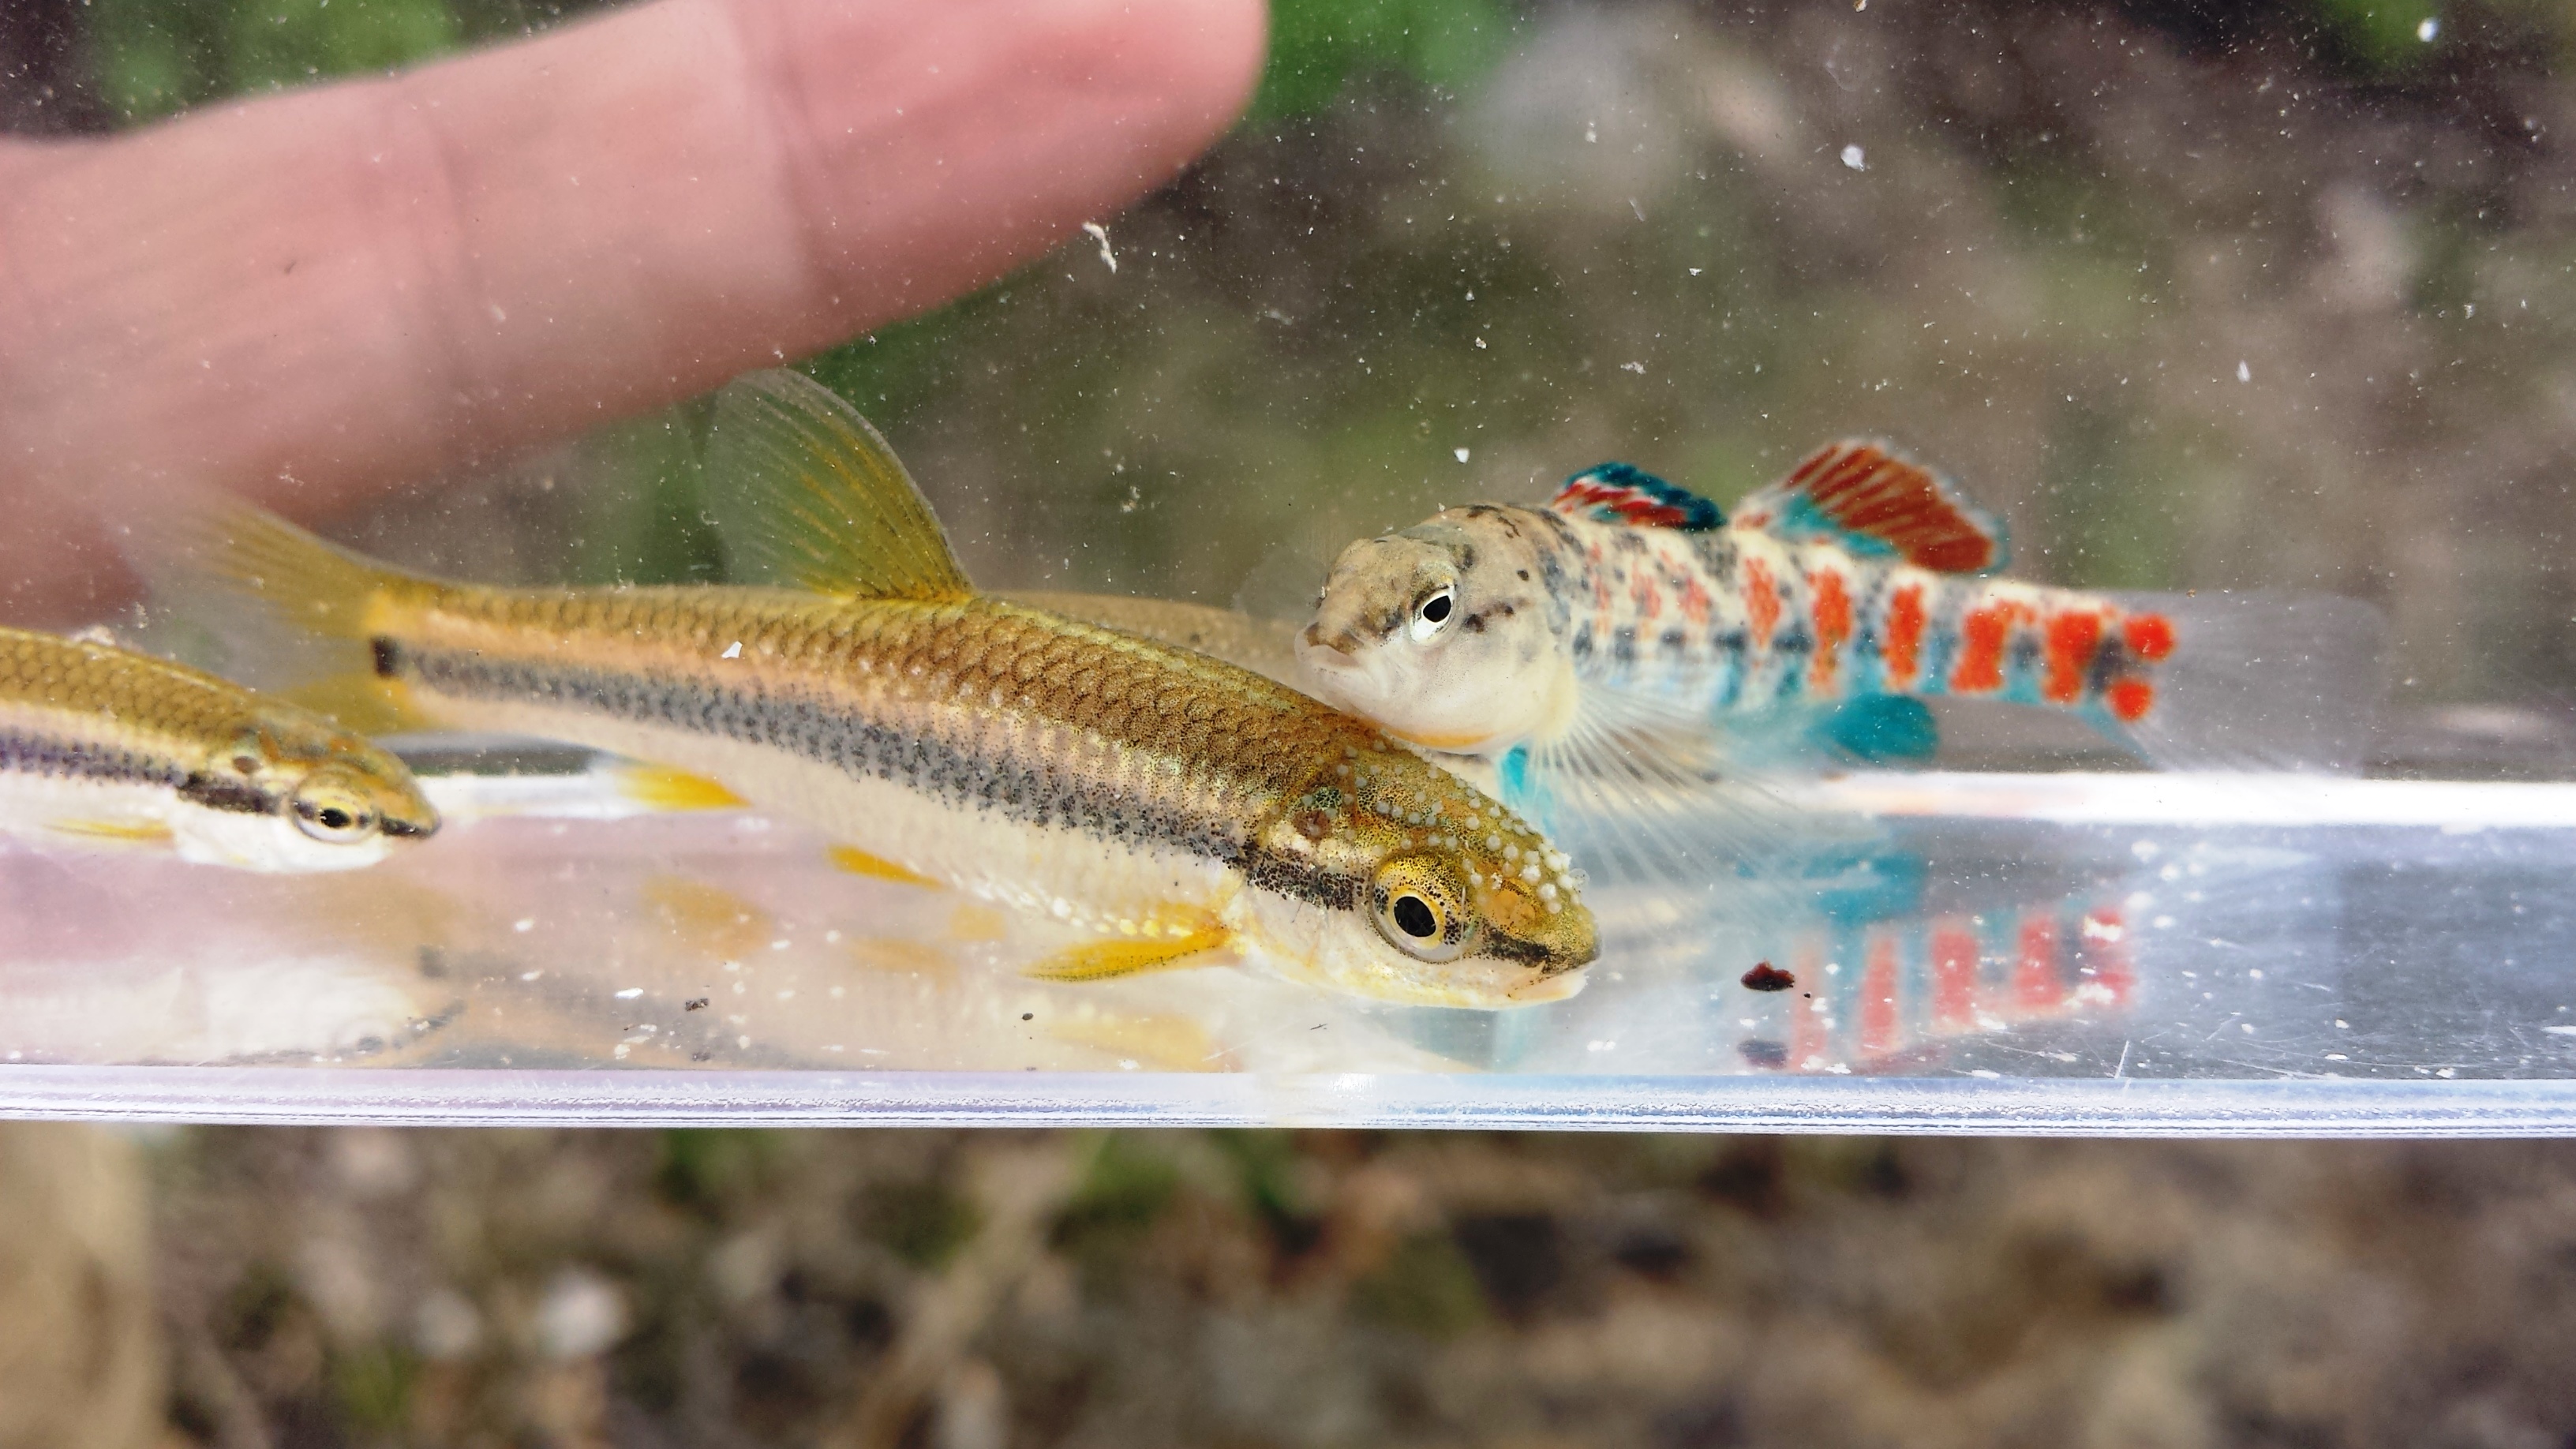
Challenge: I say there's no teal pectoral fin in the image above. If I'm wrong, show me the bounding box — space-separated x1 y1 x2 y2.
702 369 976 600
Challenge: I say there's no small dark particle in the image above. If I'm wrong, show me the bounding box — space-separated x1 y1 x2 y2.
690 1050 713 1061
1021 1013 1034 1021
1738 1039 1788 1068
683 998 709 1011
1740 961 1795 992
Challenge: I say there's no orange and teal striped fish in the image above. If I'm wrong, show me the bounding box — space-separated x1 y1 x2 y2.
1295 442 2383 846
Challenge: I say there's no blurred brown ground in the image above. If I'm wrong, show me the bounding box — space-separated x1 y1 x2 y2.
0 1127 2540 1447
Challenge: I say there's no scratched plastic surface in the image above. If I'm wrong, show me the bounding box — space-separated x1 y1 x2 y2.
5 750 2576 1133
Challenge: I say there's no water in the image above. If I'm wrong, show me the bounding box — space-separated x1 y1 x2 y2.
6 0 2576 1129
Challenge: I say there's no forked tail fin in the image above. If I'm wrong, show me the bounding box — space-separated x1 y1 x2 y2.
116 498 437 735
2099 590 2389 774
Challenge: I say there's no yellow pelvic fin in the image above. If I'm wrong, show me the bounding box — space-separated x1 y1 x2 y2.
43 818 175 844
616 762 751 813
826 844 943 889
702 369 975 600
642 874 771 960
1024 919 1234 983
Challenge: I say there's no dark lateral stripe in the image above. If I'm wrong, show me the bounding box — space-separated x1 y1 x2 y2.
399 646 1357 908
0 728 189 794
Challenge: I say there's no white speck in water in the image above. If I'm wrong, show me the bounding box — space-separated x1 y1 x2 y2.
770 939 791 951
2436 1066 2457 1078
613 987 642 1000
535 1270 627 1360
2335 1019 2351 1029
2240 1023 2256 1035
1969 1069 2001 1079
736 1035 751 1050
2417 16 2439 41
1455 447 1470 462
1840 144 1866 170
721 640 742 659
1585 121 1598 144
1619 361 1646 374
519 970 542 981
612 1043 630 1059
2236 360 2251 382
2325 1053 2349 1061
1080 220 1117 273
2544 1025 2576 1036
513 919 534 933
1688 268 1702 276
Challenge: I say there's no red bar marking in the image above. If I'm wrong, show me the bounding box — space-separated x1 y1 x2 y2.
1745 558 1781 648
2122 612 2176 662
2013 915 2061 1013
1858 930 1901 1058
2043 608 2104 706
1810 568 1852 692
1885 584 1926 688
1679 573 1712 626
1630 571 1662 621
2106 678 2155 723
2084 908 2135 1007
1952 604 2012 694
1930 919 1979 1030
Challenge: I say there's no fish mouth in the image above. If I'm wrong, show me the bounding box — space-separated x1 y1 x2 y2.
1297 620 1377 659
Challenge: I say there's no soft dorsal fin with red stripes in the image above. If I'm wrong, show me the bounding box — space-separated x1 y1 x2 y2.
1730 440 2009 573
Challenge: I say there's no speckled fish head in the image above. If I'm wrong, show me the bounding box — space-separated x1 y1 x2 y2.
1242 739 1597 1008
1297 509 1571 759
184 710 440 872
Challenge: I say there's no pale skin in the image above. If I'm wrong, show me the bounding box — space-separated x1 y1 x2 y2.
0 0 1267 623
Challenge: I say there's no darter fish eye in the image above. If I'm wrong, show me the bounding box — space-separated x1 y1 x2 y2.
1409 587 1456 641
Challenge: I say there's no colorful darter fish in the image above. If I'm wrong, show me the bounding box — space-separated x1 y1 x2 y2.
0 624 436 870
137 371 1596 1008
1295 442 2382 837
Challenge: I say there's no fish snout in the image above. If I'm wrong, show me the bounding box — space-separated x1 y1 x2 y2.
1299 620 1368 659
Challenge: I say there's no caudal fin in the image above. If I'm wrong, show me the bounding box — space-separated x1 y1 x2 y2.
117 498 434 732
2102 590 2388 774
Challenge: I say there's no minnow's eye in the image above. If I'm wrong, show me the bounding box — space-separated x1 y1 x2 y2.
1408 587 1457 642
288 775 382 844
1370 858 1473 963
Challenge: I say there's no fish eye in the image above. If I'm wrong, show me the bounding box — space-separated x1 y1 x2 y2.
1409 586 1457 642
288 777 381 844
1370 859 1473 963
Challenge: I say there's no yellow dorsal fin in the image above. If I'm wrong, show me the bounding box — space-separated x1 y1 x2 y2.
702 369 975 599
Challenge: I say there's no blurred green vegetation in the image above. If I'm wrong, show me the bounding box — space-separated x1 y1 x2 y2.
52 0 2576 701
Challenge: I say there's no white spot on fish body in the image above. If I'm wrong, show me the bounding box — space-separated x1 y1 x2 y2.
721 641 742 659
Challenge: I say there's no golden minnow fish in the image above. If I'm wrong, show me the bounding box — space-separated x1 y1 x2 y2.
149 371 1598 1006
0 625 437 871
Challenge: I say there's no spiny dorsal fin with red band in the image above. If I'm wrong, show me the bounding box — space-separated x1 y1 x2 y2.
1548 462 1726 532
1732 440 2009 574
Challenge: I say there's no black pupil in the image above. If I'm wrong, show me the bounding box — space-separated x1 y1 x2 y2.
317 807 352 830
1420 593 1452 624
1391 894 1439 938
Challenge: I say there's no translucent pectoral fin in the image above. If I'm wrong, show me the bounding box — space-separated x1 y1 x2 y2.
42 818 176 846
826 844 945 889
1025 920 1235 983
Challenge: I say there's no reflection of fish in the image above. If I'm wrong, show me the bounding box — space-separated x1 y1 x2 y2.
0 625 436 871
143 371 1596 1008
1746 898 2138 1076
1297 444 2383 829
